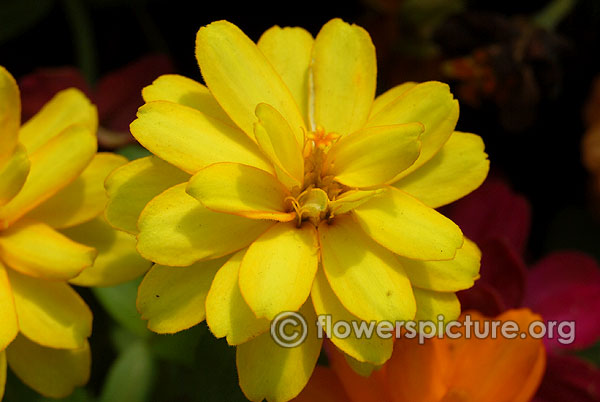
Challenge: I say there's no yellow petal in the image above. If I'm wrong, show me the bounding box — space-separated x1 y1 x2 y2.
0 221 96 280
131 101 273 174
7 269 92 349
311 19 376 135
254 103 304 186
257 26 314 125
318 215 416 323
0 66 20 165
369 82 417 118
19 88 97 154
0 124 97 228
141 74 234 124
205 249 270 345
186 162 295 222
0 350 5 400
394 131 489 208
237 302 322 402
196 20 306 143
413 287 461 326
25 153 128 228
137 183 273 266
104 156 190 234
0 262 18 351
353 187 463 260
6 335 90 399
65 217 152 287
327 123 423 188
367 82 459 177
311 269 393 365
0 143 29 207
398 238 481 292
239 222 319 320
137 256 227 334
328 189 385 216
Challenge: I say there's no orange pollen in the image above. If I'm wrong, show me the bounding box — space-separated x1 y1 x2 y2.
307 126 340 149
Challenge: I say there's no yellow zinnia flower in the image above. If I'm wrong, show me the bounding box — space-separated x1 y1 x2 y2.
0 66 150 399
106 18 489 401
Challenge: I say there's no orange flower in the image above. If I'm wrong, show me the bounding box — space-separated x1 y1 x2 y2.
295 309 546 402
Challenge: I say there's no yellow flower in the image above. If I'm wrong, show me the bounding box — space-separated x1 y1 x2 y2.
0 66 150 399
106 18 489 401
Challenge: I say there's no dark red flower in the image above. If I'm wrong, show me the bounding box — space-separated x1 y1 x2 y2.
18 53 173 148
448 178 600 402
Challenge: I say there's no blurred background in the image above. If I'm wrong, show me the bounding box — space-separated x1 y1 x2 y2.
1 1 599 401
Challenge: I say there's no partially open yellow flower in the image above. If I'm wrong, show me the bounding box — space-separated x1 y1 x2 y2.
0 66 150 399
106 18 489 401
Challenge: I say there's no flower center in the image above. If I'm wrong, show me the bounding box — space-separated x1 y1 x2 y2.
285 127 349 226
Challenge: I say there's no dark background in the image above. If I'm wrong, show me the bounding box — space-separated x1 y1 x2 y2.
2 0 600 261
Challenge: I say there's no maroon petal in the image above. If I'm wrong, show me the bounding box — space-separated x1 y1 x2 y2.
95 53 174 132
533 352 600 402
18 67 92 121
525 252 600 350
447 177 531 253
457 282 505 316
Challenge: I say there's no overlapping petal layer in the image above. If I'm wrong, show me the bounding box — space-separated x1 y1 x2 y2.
25 153 127 228
353 187 463 260
0 262 18 351
141 74 234 124
258 26 314 125
327 123 423 188
18 88 97 154
366 82 459 178
205 250 270 345
237 303 322 402
64 217 151 287
137 183 273 266
6 335 90 398
398 238 481 292
196 20 306 144
7 269 92 349
186 162 295 221
0 221 96 280
104 156 190 234
0 124 97 227
318 215 415 323
311 269 393 365
0 66 21 163
239 222 319 320
311 18 376 135
0 144 29 208
254 102 304 186
131 101 273 175
137 257 227 333
394 131 489 208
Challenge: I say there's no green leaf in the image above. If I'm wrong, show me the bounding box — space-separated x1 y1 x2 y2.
92 278 150 338
115 144 152 161
575 340 600 366
4 372 94 402
149 326 202 366
0 0 54 44
192 324 247 402
98 341 157 402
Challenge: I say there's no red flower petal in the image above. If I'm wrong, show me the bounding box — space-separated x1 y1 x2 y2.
448 178 530 253
525 251 600 350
